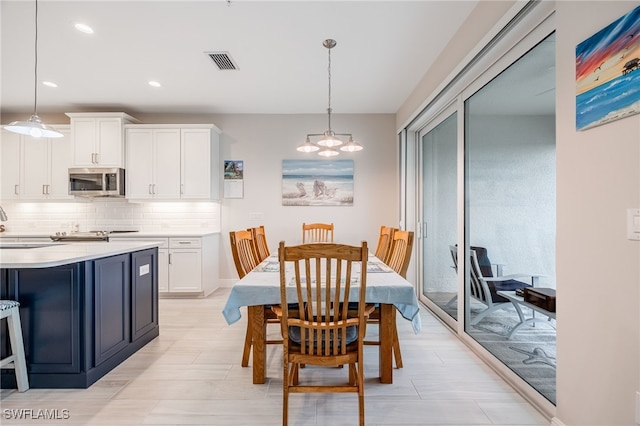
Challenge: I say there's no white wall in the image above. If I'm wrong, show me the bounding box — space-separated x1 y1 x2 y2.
209 113 398 284
556 2 640 425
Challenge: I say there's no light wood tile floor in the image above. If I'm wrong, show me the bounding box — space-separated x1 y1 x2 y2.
1 288 550 425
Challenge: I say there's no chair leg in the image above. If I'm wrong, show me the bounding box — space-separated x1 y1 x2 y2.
241 322 252 367
283 361 289 426
392 322 403 369
6 306 29 392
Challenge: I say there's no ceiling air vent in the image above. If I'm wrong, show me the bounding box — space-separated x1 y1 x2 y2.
206 51 238 70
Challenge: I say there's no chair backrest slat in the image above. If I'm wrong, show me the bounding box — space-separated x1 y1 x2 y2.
374 226 396 263
302 222 334 243
386 230 414 278
279 241 367 357
229 230 260 278
249 225 270 262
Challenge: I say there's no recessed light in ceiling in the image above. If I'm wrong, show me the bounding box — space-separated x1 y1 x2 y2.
42 81 58 88
148 81 162 88
74 23 94 34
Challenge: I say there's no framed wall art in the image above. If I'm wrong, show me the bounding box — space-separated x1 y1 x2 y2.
282 159 354 206
576 5 640 130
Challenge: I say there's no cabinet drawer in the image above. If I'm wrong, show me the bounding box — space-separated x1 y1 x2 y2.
110 237 169 248
169 237 201 249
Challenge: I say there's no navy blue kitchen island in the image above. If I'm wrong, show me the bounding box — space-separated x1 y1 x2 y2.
0 242 159 389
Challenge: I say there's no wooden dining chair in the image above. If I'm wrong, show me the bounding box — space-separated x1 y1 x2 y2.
229 229 281 367
248 225 270 262
229 230 260 279
272 241 374 426
386 230 414 279
374 225 396 264
302 222 334 243
366 230 414 369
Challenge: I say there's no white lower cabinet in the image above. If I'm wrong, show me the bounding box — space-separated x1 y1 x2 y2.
158 248 169 293
110 234 218 297
168 238 202 292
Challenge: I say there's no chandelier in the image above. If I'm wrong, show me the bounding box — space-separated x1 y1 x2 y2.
4 0 63 139
297 39 363 157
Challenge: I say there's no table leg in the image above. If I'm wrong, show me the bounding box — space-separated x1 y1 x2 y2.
249 305 266 384
379 304 394 384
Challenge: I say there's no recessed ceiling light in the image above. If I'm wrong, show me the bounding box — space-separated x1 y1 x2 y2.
148 81 162 88
42 81 58 88
74 23 94 34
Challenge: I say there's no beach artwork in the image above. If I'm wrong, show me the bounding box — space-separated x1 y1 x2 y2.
282 159 354 206
576 5 640 130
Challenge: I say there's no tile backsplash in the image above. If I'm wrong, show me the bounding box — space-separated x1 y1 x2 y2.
0 200 220 233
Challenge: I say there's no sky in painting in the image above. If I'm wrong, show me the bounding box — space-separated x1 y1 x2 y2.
576 5 640 94
282 159 354 177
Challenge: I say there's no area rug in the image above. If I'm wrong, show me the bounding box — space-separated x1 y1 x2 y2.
432 294 556 405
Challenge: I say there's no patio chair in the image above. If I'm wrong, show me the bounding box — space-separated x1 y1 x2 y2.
449 245 538 325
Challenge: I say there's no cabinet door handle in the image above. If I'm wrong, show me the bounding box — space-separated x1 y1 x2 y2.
149 184 153 195
168 253 172 264
153 184 156 194
91 153 95 164
14 184 19 195
42 184 47 195
95 152 100 164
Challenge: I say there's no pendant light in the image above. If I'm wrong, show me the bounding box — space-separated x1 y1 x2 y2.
4 0 63 139
297 39 362 156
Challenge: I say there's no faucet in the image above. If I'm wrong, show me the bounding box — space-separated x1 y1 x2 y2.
0 206 7 221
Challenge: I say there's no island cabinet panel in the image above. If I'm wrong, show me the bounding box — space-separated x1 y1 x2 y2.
94 254 131 366
0 247 159 389
2 264 83 374
131 249 158 341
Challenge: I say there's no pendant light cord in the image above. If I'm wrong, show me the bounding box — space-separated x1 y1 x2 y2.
33 0 39 116
327 44 332 132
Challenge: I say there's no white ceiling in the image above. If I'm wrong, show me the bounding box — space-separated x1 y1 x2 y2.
1 0 480 116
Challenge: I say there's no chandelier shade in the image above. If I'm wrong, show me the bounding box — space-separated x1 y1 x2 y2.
4 0 63 139
297 39 362 156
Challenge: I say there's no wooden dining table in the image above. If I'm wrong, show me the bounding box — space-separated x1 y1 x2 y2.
222 253 421 384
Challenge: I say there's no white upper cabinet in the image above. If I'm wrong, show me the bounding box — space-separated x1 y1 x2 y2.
67 112 138 167
1 131 21 200
125 124 220 201
125 128 181 199
181 128 213 199
1 127 72 201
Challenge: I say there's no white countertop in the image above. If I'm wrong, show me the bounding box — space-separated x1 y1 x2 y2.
0 230 219 239
0 241 161 269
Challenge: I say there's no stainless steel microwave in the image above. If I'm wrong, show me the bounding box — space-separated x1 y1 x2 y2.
68 168 125 197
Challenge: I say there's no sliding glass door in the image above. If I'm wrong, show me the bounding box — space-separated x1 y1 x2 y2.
413 18 556 405
464 33 556 404
420 110 458 321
